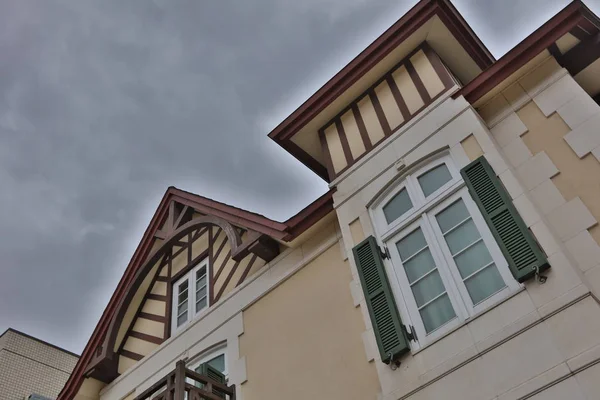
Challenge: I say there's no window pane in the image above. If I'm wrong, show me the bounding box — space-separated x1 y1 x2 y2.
420 294 456 333
418 164 452 197
454 240 493 278
177 301 188 315
177 312 187 327
383 188 413 224
444 219 480 254
436 199 507 306
437 200 470 233
178 281 189 303
402 248 436 283
411 270 445 307
196 266 207 281
207 354 226 373
464 264 506 305
196 285 207 299
196 296 207 313
396 228 427 260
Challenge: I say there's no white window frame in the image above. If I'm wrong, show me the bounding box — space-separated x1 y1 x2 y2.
171 258 210 335
189 346 228 379
370 155 520 349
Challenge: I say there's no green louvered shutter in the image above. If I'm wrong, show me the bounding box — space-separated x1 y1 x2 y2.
461 156 549 282
353 236 410 364
196 363 226 398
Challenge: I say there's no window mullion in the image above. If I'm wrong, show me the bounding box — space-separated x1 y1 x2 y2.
188 274 195 321
421 212 470 320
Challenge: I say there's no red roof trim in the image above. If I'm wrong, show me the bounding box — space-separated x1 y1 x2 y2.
267 0 494 144
58 187 334 400
454 0 600 104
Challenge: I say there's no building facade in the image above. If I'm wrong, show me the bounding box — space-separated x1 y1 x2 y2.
59 0 600 399
0 329 78 400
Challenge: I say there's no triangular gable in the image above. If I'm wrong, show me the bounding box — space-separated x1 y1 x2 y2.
59 187 333 400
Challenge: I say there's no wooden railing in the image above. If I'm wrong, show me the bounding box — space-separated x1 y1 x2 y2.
134 360 235 400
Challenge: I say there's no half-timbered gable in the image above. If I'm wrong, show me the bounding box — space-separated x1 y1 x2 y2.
83 187 327 383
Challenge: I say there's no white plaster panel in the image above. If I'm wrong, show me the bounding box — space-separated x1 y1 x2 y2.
491 112 528 147
527 251 583 310
528 376 585 400
467 290 536 344
533 73 583 117
528 179 567 215
449 143 470 168
349 280 363 307
499 169 524 200
565 230 600 272
412 325 475 374
515 151 559 190
567 341 600 372
564 112 600 158
557 92 600 130
575 362 600 400
545 296 600 361
497 363 571 400
361 329 377 362
546 197 597 242
530 221 561 258
502 137 533 168
513 193 542 227
475 322 564 397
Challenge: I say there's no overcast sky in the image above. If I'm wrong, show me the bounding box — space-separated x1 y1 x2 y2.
1 0 599 354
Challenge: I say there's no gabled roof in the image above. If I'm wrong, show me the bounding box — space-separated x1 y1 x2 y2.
268 0 495 180
58 186 333 400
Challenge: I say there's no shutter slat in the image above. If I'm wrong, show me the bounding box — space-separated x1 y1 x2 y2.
353 236 410 364
461 157 549 282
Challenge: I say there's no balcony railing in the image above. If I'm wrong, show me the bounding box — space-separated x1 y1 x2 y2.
134 360 236 400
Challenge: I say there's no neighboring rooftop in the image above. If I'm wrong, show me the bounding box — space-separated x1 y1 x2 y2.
0 328 79 400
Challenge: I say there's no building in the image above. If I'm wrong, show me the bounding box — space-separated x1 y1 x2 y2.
58 0 600 399
0 329 78 400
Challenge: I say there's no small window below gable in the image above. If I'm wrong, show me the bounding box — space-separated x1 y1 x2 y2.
171 258 210 335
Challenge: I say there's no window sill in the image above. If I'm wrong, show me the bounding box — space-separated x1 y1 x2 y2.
409 286 525 356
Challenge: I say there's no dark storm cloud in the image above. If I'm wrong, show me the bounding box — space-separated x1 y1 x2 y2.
1 0 599 353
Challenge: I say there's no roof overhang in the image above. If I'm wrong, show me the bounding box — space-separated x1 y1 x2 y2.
455 0 600 106
268 0 495 182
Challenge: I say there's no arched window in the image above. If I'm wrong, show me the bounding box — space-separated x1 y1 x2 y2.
371 154 520 346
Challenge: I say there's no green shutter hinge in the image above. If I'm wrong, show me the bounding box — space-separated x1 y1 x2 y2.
403 324 417 342
379 245 390 260
533 265 547 284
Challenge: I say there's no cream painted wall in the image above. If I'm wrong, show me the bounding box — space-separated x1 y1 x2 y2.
239 245 380 400
392 65 423 114
376 80 404 130
358 96 386 145
410 49 444 98
341 108 367 159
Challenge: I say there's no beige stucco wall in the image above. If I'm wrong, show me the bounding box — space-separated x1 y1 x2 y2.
0 329 79 400
239 244 380 400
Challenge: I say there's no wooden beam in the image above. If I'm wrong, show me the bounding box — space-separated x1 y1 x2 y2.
562 32 600 76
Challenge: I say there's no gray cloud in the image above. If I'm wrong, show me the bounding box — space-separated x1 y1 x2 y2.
0 0 598 353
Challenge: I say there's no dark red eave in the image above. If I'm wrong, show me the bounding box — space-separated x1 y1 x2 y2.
454 0 600 104
267 0 495 181
57 187 334 400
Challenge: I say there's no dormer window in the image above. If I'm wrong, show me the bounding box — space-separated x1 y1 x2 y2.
171 258 210 334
